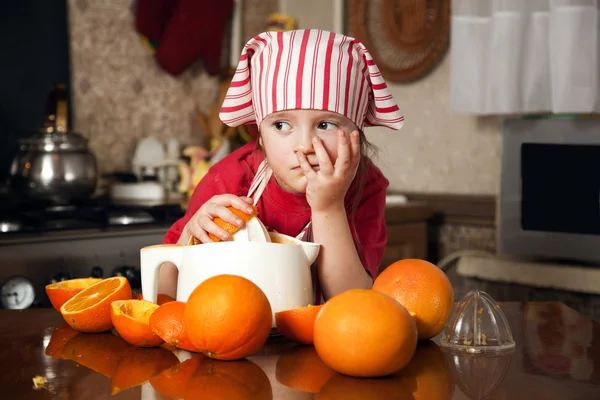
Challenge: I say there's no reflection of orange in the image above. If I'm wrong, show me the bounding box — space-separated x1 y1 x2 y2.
110 299 164 347
60 332 135 378
396 341 454 400
149 301 199 352
150 353 204 398
60 276 132 333
372 259 454 340
275 345 337 393
110 347 180 394
184 274 272 360
275 305 323 345
45 322 80 358
317 374 413 400
314 289 418 378
185 359 272 399
46 278 102 311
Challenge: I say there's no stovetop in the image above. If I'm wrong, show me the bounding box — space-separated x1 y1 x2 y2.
0 189 185 235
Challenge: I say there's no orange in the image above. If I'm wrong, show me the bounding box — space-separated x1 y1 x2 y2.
184 359 272 400
372 258 455 340
188 205 258 244
45 278 102 311
317 374 413 400
149 300 200 352
60 332 135 378
395 341 454 400
150 354 204 398
133 292 175 305
275 304 323 345
60 276 132 333
110 299 164 347
110 347 180 394
275 345 337 393
45 322 80 358
184 274 272 360
313 289 418 378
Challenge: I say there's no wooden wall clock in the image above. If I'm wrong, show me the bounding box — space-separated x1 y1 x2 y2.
347 0 450 83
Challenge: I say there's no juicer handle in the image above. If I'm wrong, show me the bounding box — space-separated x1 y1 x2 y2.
140 244 184 303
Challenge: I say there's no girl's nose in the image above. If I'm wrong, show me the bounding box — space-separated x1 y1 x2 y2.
294 128 315 154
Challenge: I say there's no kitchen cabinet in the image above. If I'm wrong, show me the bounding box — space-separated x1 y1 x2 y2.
381 200 433 272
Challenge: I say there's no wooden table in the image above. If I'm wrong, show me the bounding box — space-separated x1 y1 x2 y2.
2 302 599 399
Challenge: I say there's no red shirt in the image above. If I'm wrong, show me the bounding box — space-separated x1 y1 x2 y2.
164 142 389 283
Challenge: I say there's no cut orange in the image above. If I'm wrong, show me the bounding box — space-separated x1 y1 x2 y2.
60 332 135 378
275 304 323 345
275 345 337 393
46 278 103 311
60 276 132 333
133 292 176 305
149 300 200 352
110 347 180 394
188 205 258 244
150 354 204 398
110 299 164 347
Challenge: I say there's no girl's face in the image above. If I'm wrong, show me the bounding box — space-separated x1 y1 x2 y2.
259 109 359 194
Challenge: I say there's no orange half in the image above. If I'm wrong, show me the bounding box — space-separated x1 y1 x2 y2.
275 304 323 345
188 205 258 244
46 278 103 311
60 276 132 333
111 299 164 347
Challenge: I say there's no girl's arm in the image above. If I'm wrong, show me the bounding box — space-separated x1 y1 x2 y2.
311 205 373 300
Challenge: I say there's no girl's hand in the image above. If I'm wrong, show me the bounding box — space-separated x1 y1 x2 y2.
296 130 360 213
183 194 255 243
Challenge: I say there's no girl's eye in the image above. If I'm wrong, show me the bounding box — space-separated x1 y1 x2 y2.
317 121 337 131
273 121 291 131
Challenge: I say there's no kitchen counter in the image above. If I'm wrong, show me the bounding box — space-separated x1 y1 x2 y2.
2 302 599 399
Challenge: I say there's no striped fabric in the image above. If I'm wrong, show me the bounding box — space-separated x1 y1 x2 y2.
219 29 404 131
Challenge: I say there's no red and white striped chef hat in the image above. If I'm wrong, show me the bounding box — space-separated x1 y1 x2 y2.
219 29 404 131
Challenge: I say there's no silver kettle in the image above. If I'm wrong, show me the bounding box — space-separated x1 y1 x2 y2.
9 84 98 204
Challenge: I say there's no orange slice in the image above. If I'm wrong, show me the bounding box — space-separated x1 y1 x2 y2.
188 205 258 245
111 299 164 347
45 278 103 311
60 276 132 333
149 301 200 352
275 304 323 345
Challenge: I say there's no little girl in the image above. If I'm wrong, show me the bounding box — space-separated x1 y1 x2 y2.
161 29 404 302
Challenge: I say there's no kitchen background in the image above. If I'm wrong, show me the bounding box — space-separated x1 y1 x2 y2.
2 0 600 321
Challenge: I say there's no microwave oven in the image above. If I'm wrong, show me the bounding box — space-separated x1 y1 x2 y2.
499 117 600 264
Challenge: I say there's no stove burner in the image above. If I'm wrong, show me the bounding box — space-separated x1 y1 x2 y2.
109 211 155 226
0 191 184 235
0 221 22 233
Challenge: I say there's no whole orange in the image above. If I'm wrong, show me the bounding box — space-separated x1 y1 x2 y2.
372 259 454 340
313 289 418 378
184 274 272 360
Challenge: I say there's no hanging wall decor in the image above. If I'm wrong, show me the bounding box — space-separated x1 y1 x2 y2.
347 0 451 83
